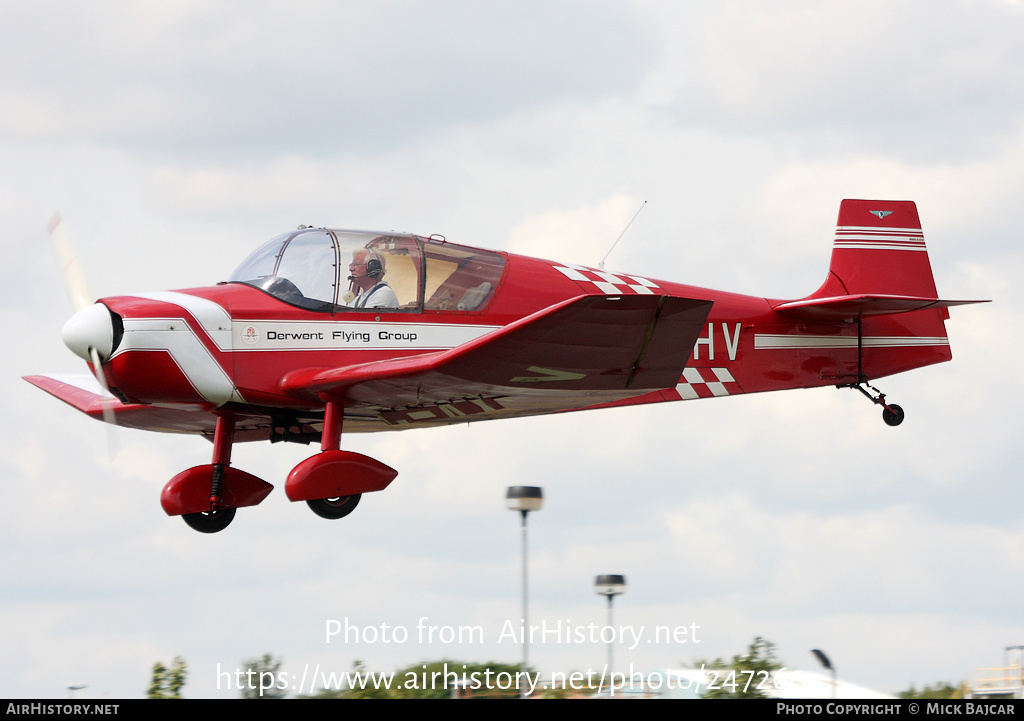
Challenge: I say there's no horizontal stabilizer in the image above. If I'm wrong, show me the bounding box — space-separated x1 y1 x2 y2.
772 294 988 321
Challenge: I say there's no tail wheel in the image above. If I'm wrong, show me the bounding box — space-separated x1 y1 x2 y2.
182 507 236 533
307 494 361 520
843 383 906 427
882 404 905 427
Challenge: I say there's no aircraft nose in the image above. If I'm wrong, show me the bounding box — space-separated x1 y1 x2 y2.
61 303 122 362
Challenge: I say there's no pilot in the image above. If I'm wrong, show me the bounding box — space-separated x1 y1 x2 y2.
349 248 399 309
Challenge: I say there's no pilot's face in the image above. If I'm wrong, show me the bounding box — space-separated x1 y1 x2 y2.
349 252 374 290
349 252 370 278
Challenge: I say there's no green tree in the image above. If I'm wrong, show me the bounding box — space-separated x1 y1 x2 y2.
147 656 187 699
899 681 965 699
694 636 783 699
241 653 286 699
147 661 166 699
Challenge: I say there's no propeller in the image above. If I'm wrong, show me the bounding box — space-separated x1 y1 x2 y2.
48 213 121 445
48 212 92 313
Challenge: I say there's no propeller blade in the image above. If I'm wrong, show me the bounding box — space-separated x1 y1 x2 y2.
50 213 119 453
48 213 94 314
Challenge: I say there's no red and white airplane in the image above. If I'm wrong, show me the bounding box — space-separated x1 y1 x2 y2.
25 199 983 533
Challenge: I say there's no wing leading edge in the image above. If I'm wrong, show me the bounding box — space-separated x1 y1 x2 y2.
23 374 223 434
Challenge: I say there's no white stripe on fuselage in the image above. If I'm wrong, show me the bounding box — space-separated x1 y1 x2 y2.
754 334 949 350
115 291 502 405
135 292 233 351
232 320 500 351
114 317 243 406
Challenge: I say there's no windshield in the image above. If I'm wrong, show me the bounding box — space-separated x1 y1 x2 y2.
229 229 506 313
230 230 337 310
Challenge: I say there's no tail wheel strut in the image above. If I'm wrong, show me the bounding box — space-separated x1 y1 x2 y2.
841 382 905 427
836 318 905 427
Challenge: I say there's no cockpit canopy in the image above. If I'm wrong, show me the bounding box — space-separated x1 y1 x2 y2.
229 229 506 313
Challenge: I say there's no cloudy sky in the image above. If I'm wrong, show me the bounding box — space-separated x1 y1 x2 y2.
2 0 1022 699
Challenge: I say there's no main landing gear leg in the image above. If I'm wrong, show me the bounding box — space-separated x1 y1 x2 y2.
284 400 397 518
182 414 238 533
841 382 905 427
304 401 362 519
161 415 273 533
322 400 342 453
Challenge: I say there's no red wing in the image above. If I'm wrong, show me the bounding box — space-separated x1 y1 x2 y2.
280 294 713 413
24 374 302 440
23 374 219 434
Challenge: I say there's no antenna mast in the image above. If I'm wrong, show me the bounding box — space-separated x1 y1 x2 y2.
599 200 647 270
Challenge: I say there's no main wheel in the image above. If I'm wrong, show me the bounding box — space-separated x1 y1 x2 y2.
182 507 236 533
882 404 905 427
307 494 361 520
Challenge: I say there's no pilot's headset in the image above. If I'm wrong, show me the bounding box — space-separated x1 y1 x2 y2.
364 249 385 278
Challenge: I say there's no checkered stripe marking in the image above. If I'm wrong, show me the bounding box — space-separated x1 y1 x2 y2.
552 264 660 295
674 367 740 400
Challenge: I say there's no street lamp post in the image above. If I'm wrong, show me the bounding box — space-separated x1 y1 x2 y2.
506 486 543 698
595 575 626 676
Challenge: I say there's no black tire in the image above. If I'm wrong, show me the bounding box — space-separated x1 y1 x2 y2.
182 507 236 533
307 494 361 520
882 404 905 427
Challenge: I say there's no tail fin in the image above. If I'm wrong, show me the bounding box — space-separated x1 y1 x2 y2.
773 199 980 321
825 199 937 298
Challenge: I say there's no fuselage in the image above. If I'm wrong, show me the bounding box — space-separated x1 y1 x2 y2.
59 228 950 441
